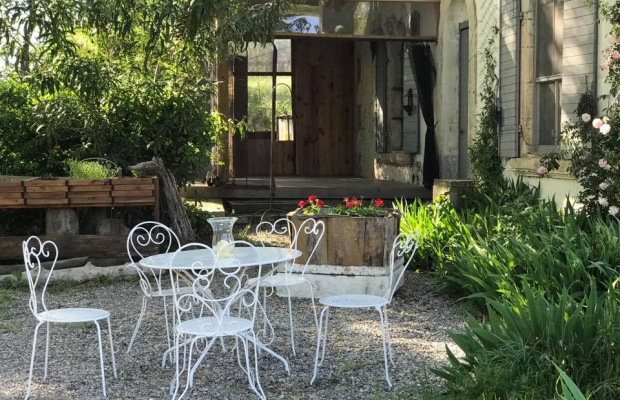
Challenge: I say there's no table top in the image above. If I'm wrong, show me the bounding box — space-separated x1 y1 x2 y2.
140 247 302 270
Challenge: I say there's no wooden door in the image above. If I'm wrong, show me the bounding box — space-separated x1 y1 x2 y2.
292 39 355 176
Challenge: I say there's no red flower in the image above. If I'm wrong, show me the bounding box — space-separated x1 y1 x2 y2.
316 200 325 208
374 198 384 207
308 195 317 202
346 200 355 208
343 197 349 203
298 200 306 208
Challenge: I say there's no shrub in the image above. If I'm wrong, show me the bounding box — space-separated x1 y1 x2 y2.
184 201 213 239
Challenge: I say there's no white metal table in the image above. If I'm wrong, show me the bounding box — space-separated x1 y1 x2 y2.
140 246 302 373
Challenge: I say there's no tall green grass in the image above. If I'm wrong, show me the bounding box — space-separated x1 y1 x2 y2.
399 179 620 399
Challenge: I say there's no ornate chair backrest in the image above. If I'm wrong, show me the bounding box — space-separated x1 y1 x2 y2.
22 236 58 317
256 217 325 277
170 241 262 335
383 232 419 303
127 221 181 295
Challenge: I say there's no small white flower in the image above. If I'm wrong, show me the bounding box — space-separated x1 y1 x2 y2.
582 113 592 122
600 123 612 135
600 182 610 190
599 197 609 207
610 206 620 217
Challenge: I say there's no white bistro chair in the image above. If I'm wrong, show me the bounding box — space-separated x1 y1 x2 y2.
310 232 419 387
126 221 183 354
169 241 266 400
252 218 325 355
22 236 117 399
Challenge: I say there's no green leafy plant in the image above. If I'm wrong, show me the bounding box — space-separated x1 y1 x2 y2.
65 159 120 180
184 201 213 239
469 28 503 191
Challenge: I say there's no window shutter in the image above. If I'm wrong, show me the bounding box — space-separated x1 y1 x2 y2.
403 60 420 153
499 0 520 158
561 0 596 123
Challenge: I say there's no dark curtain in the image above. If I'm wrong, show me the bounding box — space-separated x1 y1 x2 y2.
407 43 438 188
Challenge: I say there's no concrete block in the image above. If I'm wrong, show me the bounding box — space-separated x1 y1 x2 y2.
45 209 79 235
432 179 475 208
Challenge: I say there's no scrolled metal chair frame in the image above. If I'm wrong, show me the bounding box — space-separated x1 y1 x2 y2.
126 221 181 354
311 232 420 387
22 236 117 399
254 217 325 355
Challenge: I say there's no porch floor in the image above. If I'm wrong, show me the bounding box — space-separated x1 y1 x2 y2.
184 176 431 200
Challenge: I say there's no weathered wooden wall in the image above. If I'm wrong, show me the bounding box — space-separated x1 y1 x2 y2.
292 39 355 176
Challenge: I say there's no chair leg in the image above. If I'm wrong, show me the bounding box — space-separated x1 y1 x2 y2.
377 308 392 387
177 337 198 400
284 286 296 356
43 322 51 381
25 321 44 400
127 296 148 354
311 307 329 385
250 330 266 400
170 333 181 397
163 296 172 353
304 280 319 331
106 318 118 378
384 308 395 367
93 321 108 397
189 337 217 387
319 307 330 366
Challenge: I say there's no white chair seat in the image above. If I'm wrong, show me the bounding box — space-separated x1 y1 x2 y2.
177 316 253 337
152 285 194 297
37 308 110 323
247 274 306 288
319 295 389 309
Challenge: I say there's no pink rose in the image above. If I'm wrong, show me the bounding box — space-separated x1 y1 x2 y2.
612 50 620 59
537 166 547 175
602 63 610 71
582 113 592 123
599 159 612 171
593 118 604 129
600 123 612 135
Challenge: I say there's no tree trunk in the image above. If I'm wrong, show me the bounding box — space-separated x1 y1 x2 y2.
128 157 197 244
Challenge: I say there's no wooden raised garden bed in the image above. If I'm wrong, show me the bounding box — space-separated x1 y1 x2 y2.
0 177 158 208
289 210 400 267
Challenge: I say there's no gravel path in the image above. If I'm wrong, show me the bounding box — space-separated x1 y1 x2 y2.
0 272 465 400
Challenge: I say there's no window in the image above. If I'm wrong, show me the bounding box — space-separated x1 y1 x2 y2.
375 42 419 155
246 39 292 135
536 0 563 147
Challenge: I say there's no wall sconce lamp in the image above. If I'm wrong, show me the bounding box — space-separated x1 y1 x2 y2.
403 88 414 116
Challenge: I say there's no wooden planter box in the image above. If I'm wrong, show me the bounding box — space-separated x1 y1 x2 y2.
288 210 400 267
0 177 157 208
285 210 401 298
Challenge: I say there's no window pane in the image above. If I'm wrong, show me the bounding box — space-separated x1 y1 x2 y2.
247 76 292 132
247 40 291 73
248 43 274 73
538 82 558 145
536 0 563 77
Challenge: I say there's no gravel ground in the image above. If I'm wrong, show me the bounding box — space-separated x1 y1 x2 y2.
0 271 465 400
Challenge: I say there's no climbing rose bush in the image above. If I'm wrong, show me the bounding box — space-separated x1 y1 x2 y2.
563 101 620 216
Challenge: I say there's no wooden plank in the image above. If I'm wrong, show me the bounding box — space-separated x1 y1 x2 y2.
71 197 113 206
114 197 155 205
69 185 111 192
24 180 67 186
69 179 111 186
0 199 24 206
0 235 158 262
0 192 23 199
363 217 386 266
0 181 24 187
68 191 111 198
25 186 69 193
26 198 69 206
112 184 155 191
113 178 154 185
24 192 67 199
326 216 365 265
1 186 26 193
112 190 154 197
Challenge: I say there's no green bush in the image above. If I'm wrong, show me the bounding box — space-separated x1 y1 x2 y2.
184 201 213 239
